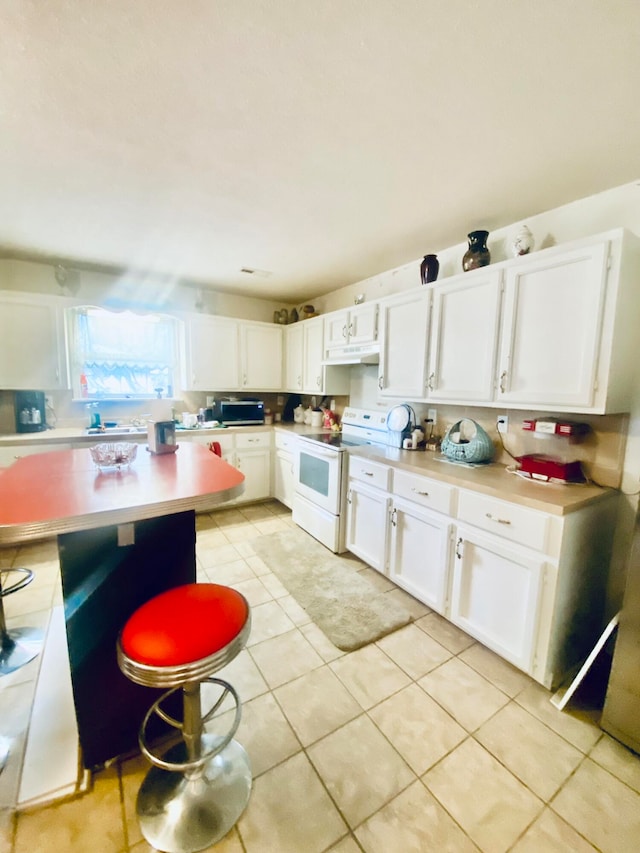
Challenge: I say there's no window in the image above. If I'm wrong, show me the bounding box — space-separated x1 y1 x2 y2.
67 306 181 400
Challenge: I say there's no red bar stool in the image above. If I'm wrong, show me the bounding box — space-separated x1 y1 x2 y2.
117 583 252 853
1 568 43 676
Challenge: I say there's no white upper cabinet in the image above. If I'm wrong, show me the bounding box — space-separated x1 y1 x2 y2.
0 292 67 390
377 289 430 400
185 315 240 391
495 229 640 413
185 317 282 392
302 316 325 393
428 270 502 403
324 302 378 351
241 322 283 390
284 323 304 392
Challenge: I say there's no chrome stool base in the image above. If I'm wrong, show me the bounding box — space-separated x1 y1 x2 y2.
137 735 252 853
0 625 44 676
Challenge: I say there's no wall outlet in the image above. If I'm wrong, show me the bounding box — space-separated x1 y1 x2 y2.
497 415 509 434
427 408 437 424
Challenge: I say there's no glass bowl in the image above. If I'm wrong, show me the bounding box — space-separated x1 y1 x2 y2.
90 442 138 470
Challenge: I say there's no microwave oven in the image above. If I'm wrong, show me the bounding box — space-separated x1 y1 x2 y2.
215 400 265 426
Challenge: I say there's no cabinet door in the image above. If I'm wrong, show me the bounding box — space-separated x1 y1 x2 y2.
324 309 350 350
0 443 73 467
348 303 378 345
388 497 452 613
450 526 545 673
274 449 295 509
378 290 430 400
428 271 502 403
302 317 325 393
496 240 609 408
345 479 390 573
285 323 304 392
186 316 240 391
0 295 66 390
235 449 271 502
242 322 283 390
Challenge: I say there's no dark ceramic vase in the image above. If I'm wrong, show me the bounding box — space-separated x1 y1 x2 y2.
462 230 491 272
420 254 439 284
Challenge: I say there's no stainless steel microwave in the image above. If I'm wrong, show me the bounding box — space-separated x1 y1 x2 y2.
216 399 265 426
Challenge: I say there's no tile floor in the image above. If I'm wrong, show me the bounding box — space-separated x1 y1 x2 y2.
1 500 640 852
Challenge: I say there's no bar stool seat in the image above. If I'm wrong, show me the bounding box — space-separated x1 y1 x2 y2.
1 568 43 677
117 583 252 853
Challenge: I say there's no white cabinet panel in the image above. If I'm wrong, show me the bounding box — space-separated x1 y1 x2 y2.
345 479 390 573
496 241 608 408
302 317 324 393
241 322 283 390
0 443 73 467
428 271 502 403
451 527 544 672
378 289 430 400
185 316 240 391
392 469 456 516
388 497 452 613
274 448 295 509
285 323 304 392
324 303 378 351
457 489 551 553
0 293 67 390
235 447 271 503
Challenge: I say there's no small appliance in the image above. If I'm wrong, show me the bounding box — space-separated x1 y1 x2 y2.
214 399 264 426
14 390 47 433
517 454 585 484
386 404 416 448
147 421 177 454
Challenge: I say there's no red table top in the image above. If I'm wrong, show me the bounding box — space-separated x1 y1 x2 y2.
0 442 245 544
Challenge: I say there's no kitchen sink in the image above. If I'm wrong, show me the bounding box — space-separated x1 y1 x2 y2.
86 426 148 435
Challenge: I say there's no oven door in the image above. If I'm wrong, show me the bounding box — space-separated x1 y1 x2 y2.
295 439 344 515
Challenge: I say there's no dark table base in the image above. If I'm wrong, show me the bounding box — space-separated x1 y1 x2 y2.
58 510 196 769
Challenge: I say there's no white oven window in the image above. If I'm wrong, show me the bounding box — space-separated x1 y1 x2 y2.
299 452 330 496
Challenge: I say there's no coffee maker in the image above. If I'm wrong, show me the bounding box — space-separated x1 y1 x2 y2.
15 390 47 433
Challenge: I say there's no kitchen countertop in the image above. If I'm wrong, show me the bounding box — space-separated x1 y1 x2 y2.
0 422 614 516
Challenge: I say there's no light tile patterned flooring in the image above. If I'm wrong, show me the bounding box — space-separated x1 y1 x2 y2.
2 500 640 852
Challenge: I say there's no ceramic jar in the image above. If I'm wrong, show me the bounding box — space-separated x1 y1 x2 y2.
420 254 439 284
511 225 535 257
462 230 491 272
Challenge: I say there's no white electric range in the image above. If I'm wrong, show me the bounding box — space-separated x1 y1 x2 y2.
292 408 390 553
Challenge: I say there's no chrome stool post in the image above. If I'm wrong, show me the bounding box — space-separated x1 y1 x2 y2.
117 583 252 853
0 568 43 676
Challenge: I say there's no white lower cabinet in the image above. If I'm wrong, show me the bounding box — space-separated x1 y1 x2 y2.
344 451 618 689
234 432 271 503
0 442 73 467
450 526 544 672
345 479 390 573
273 431 297 509
388 497 452 613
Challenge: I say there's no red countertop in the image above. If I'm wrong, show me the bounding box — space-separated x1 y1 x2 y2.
0 442 245 544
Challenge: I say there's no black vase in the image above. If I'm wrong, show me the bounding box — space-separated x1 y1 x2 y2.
420 254 439 284
462 230 491 272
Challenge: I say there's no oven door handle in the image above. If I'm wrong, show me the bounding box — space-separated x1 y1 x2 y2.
299 446 338 459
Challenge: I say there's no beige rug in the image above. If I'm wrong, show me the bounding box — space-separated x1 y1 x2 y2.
252 528 412 651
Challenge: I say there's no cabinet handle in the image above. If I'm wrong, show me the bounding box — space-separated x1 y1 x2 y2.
499 371 507 393
348 322 354 337
378 375 384 389
455 537 463 559
485 512 511 525
362 470 374 477
412 488 429 496
248 438 259 443
316 376 321 388
427 372 435 391
347 489 352 504
243 374 247 386
342 325 348 339
390 507 397 527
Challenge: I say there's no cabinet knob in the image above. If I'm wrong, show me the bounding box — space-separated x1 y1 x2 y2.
378 375 384 390
342 325 348 339
428 372 435 391
412 488 429 497
499 371 507 393
485 512 511 525
363 470 374 477
390 507 397 526
347 489 352 504
455 537 463 559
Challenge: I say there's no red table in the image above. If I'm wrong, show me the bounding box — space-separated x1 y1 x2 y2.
0 443 245 767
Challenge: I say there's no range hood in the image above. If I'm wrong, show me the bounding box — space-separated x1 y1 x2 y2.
322 343 380 365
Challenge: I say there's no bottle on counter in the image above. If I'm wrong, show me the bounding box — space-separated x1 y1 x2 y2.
80 373 89 397
32 407 42 425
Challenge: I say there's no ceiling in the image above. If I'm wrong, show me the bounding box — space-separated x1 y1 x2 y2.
1 1 639 303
